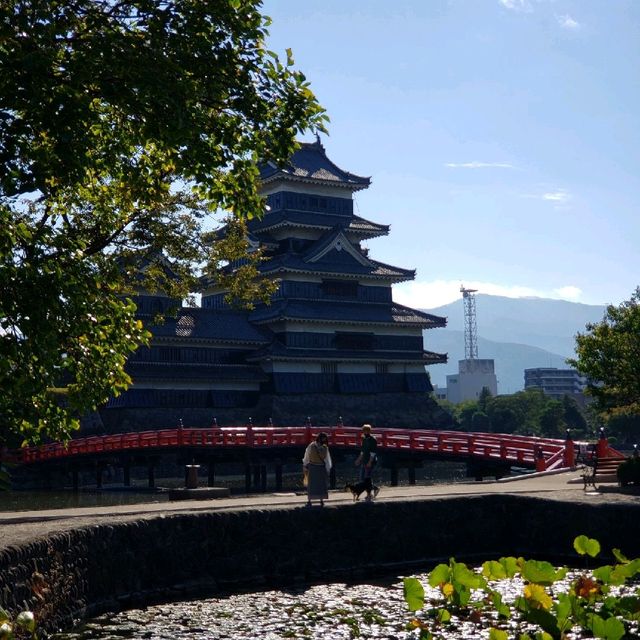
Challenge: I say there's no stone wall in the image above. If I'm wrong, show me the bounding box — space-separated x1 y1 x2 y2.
2 495 640 634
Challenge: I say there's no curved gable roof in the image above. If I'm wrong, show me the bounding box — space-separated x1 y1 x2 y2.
259 139 370 191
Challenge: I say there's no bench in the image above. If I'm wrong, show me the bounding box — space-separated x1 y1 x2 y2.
582 456 626 490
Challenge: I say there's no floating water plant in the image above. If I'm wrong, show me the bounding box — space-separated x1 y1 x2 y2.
403 535 640 639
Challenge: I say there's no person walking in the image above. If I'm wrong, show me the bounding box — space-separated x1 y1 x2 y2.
355 423 379 500
303 431 332 506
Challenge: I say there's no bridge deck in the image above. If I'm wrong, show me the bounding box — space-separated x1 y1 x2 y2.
10 426 588 471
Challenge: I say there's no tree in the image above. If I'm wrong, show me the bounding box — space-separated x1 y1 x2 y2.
539 400 565 438
569 288 640 419
477 386 492 413
0 0 326 445
562 395 587 437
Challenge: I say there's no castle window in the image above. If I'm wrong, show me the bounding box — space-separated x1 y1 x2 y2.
322 279 358 298
322 362 337 375
335 332 374 350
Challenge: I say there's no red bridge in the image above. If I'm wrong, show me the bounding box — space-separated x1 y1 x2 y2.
9 425 619 492
15 425 594 468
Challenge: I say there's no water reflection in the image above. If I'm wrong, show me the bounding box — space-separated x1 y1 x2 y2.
0 489 168 512
2 461 468 512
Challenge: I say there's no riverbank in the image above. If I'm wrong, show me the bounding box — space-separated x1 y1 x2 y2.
1 470 639 634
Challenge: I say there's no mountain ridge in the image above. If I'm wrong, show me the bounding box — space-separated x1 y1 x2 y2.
420 294 607 394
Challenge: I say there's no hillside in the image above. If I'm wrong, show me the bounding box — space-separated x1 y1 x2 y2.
421 295 607 394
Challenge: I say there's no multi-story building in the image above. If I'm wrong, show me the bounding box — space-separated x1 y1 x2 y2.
524 367 587 400
446 359 498 404
99 139 451 431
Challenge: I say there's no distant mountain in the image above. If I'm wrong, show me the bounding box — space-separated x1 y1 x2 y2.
421 295 607 394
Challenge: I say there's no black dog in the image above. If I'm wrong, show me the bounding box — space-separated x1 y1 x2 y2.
345 478 380 502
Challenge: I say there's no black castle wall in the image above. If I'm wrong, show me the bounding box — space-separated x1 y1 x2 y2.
97 392 453 433
2 494 640 634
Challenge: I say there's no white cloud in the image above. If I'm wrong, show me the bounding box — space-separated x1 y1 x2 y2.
542 190 571 203
499 0 532 11
522 189 571 205
557 14 581 30
393 279 584 309
553 286 583 301
444 161 514 169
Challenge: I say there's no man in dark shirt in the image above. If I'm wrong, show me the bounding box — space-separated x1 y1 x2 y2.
355 423 379 499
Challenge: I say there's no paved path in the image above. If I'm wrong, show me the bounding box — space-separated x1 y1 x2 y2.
1 469 636 550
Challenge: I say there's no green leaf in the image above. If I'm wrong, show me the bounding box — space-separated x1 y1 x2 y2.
483 560 507 580
452 561 485 589
554 593 573 631
403 577 425 612
500 556 520 578
574 535 601 558
437 609 451 623
594 565 613 584
521 560 565 585
602 617 626 640
489 629 509 640
428 564 450 588
612 548 629 564
590 613 625 640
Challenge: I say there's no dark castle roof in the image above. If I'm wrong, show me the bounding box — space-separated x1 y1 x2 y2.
148 308 270 344
248 211 389 239
259 139 371 191
258 251 415 282
246 342 447 365
249 299 446 328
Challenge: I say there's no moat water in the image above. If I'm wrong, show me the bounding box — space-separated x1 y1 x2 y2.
1 461 470 512
52 569 627 640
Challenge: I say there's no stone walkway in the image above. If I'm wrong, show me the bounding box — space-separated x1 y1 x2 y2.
1 469 636 550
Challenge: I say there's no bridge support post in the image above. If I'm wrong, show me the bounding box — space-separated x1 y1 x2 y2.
208 460 215 487
252 465 260 490
329 465 336 490
148 463 155 488
71 468 79 492
260 464 267 492
123 462 131 487
96 464 103 489
275 463 283 491
390 463 399 487
408 461 416 486
245 464 251 493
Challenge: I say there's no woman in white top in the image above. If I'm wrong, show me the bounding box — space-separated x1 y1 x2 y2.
302 432 332 506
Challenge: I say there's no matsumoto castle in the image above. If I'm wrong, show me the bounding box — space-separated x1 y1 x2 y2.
99 139 452 431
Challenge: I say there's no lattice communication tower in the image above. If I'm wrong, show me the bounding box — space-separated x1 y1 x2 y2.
460 285 478 360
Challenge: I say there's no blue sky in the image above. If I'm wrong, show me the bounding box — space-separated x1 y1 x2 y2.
262 0 640 308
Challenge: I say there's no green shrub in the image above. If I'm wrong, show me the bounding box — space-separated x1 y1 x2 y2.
617 457 640 486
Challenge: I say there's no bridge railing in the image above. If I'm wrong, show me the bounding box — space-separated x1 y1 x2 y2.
11 424 583 471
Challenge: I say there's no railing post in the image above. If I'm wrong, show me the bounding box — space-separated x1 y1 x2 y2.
247 417 254 447
177 418 184 446
305 416 312 444
563 429 575 468
535 446 546 472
